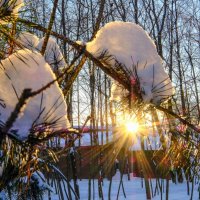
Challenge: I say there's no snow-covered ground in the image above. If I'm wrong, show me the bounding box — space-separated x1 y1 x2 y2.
45 172 199 200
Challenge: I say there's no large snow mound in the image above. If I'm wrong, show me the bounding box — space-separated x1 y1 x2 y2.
0 49 70 140
87 21 174 104
17 32 39 50
37 37 67 72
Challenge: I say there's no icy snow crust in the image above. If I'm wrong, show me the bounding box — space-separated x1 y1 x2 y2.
0 49 70 140
87 21 174 104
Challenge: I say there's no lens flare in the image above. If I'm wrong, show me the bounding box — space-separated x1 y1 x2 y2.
125 121 139 133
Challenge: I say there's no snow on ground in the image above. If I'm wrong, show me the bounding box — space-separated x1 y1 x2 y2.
0 190 6 200
87 21 174 104
44 173 200 200
0 49 70 140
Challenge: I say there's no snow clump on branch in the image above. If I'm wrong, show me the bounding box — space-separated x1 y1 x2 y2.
16 32 40 50
86 21 174 105
0 49 70 140
16 33 67 73
0 0 24 24
37 37 67 72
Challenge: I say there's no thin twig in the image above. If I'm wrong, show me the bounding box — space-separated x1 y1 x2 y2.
40 0 59 55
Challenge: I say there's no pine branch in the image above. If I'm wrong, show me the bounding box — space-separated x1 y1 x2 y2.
155 105 200 133
16 18 200 135
17 18 130 90
0 51 84 145
0 89 32 146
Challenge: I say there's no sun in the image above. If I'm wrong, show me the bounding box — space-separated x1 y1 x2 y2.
125 121 139 133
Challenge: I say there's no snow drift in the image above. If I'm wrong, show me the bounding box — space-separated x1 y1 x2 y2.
87 21 174 104
0 49 70 140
